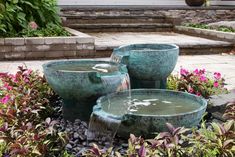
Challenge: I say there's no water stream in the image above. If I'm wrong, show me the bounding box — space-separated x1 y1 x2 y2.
86 73 131 145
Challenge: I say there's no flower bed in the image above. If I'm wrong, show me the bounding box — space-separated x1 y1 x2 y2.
167 67 228 99
0 67 68 156
184 23 235 33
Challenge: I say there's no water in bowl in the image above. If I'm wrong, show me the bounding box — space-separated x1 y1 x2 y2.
102 93 201 116
52 63 118 73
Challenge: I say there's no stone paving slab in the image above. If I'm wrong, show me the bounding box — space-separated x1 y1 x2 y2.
89 32 233 50
0 54 234 90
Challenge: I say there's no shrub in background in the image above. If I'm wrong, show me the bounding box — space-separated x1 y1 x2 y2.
0 0 69 37
0 67 67 156
184 23 235 33
167 68 228 99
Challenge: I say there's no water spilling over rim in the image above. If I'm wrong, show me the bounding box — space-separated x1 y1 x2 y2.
114 43 179 53
94 89 207 119
42 59 127 75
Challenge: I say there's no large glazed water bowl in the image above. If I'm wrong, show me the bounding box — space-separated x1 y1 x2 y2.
111 44 179 89
43 60 129 121
92 89 207 138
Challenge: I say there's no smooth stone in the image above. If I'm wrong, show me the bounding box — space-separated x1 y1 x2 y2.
66 144 73 149
73 132 79 139
208 89 235 113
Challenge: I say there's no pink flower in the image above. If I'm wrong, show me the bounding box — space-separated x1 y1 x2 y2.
200 69 205 74
196 92 201 96
180 68 189 76
200 76 207 82
214 72 221 80
188 87 194 93
0 95 10 104
28 21 38 30
214 81 219 88
193 69 199 75
3 83 12 90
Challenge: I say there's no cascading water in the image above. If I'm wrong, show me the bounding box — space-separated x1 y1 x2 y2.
86 73 131 145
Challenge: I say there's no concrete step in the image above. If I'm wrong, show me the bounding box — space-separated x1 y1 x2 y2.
62 14 173 25
68 23 174 32
95 44 234 57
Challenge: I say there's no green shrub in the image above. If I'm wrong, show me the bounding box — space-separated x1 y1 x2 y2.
0 0 69 37
0 67 67 156
184 23 235 33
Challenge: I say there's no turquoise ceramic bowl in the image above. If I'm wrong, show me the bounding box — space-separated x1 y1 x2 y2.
92 89 207 138
43 59 129 121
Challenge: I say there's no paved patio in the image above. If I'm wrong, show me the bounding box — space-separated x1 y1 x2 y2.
89 32 232 50
0 54 235 90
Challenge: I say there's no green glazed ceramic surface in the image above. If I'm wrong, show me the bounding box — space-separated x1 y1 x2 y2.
92 89 207 138
111 44 179 89
43 60 129 121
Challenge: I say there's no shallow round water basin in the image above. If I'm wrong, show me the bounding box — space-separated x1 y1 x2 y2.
111 43 179 89
92 89 207 138
43 60 129 121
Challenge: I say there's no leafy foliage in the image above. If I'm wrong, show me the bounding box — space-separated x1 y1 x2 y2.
19 22 70 37
184 23 235 33
86 121 235 157
0 67 67 156
0 0 69 37
185 120 235 157
224 100 235 120
167 68 228 99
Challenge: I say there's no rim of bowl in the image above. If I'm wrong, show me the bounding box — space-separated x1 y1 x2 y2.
115 43 179 52
95 89 207 119
42 59 127 73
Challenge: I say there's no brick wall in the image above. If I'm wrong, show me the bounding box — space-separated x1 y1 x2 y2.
61 7 235 24
0 28 95 60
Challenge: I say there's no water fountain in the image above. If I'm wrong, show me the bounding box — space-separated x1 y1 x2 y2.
111 43 179 89
43 60 129 121
90 89 207 138
42 43 207 143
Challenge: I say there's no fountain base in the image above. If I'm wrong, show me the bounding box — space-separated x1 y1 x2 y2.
91 89 207 139
131 78 167 89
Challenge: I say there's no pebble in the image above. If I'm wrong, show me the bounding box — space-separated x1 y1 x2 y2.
73 132 79 139
66 144 73 149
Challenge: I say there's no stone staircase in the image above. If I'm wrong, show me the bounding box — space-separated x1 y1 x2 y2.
60 7 234 56
61 8 178 32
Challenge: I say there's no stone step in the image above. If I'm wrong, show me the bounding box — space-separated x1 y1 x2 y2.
68 23 174 32
94 44 234 58
62 14 173 25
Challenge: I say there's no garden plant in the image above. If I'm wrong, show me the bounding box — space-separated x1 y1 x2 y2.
184 23 235 33
0 0 69 37
167 67 228 99
0 67 68 156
